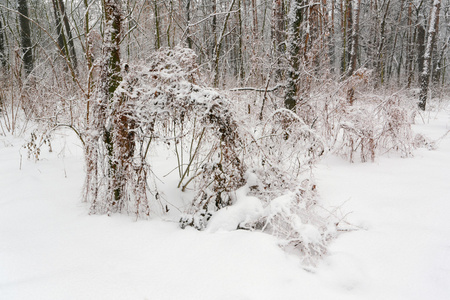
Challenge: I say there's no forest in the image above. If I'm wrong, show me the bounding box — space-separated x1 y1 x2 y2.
1 0 450 290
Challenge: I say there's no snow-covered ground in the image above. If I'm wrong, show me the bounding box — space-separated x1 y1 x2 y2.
1 108 449 300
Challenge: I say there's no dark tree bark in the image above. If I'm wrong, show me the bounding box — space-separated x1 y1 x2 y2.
57 0 78 71
285 0 304 111
375 0 390 85
340 0 352 75
101 0 126 207
417 24 426 78
51 0 65 56
154 0 161 49
328 0 336 73
18 0 33 76
406 1 414 87
0 17 6 68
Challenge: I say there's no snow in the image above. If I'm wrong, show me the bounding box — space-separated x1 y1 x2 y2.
207 184 264 233
1 108 450 299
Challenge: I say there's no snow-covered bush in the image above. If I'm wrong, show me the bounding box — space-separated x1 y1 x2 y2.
333 94 414 162
19 46 420 264
320 70 415 162
244 108 325 201
83 46 334 262
84 46 247 219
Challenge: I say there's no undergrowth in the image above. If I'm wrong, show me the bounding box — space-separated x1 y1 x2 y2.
4 47 440 265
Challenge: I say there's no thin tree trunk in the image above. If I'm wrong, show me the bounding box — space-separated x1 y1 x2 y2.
213 0 236 87
419 0 441 110
186 0 192 48
273 0 285 81
154 0 161 49
340 0 352 76
376 0 390 85
237 0 244 82
83 0 94 122
386 0 405 82
51 0 65 57
0 16 6 68
348 0 360 77
406 1 414 87
417 25 426 83
57 0 78 71
328 0 336 73
285 0 304 110
18 0 33 76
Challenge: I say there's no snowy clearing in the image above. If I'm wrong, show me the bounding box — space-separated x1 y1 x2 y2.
1 108 449 300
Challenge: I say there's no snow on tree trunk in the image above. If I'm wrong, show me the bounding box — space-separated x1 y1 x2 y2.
0 17 6 68
18 0 33 76
84 0 149 216
419 0 441 111
347 0 361 77
285 0 304 111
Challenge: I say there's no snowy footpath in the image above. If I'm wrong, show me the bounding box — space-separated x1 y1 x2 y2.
1 108 449 300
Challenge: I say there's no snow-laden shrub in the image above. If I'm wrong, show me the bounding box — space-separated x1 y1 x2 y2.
205 173 335 265
333 94 414 162
258 190 332 265
244 108 325 201
112 48 334 263
84 46 246 219
319 70 415 162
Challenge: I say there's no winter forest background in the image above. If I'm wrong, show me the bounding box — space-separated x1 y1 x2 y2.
1 0 450 299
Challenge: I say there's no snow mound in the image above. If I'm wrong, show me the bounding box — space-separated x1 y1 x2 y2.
207 185 264 232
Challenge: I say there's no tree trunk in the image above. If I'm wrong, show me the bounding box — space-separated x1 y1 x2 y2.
285 0 304 111
272 0 286 81
340 0 352 76
94 0 127 210
51 0 66 58
417 25 426 79
376 0 390 85
18 0 33 76
347 0 361 77
213 0 236 87
328 0 336 74
57 0 78 71
237 0 244 82
406 1 414 87
0 16 6 68
154 0 161 49
419 0 441 111
186 0 192 49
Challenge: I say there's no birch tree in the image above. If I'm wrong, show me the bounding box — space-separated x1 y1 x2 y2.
419 0 441 110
